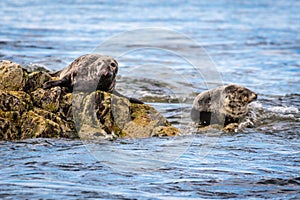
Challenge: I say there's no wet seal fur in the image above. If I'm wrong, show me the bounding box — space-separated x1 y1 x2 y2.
191 84 257 128
43 54 143 104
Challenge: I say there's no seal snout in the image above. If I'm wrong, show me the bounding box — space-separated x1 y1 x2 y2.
102 69 113 78
101 59 117 79
249 92 258 102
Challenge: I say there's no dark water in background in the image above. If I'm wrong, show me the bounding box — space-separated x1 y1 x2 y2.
1 0 300 199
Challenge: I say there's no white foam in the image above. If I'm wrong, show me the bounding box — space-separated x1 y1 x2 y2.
268 106 299 114
249 101 263 109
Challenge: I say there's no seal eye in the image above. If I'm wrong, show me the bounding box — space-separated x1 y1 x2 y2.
111 63 116 68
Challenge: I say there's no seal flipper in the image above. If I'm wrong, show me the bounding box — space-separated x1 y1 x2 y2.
191 108 212 126
49 70 62 77
43 79 64 89
43 75 72 91
113 90 144 104
128 97 144 104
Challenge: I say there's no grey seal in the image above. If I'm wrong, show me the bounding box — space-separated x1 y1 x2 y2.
43 54 143 104
191 84 257 127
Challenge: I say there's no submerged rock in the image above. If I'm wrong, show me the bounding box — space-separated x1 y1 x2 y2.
0 60 178 141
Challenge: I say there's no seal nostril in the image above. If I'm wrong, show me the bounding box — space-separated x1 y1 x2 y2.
103 70 108 76
249 93 257 102
103 71 113 78
254 93 258 100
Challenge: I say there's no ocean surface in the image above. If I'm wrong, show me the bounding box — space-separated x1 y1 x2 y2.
1 0 300 199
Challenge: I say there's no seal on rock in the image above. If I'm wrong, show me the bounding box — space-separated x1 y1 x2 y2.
43 54 143 104
191 84 257 127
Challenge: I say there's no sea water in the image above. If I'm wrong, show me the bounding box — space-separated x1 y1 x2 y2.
0 0 299 199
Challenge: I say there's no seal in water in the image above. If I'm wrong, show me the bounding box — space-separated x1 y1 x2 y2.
191 84 257 127
43 54 143 104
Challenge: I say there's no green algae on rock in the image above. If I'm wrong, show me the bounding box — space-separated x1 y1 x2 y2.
0 90 33 113
75 91 179 141
0 117 19 140
0 60 25 91
123 103 178 138
23 71 53 93
21 108 75 139
31 87 62 113
0 60 77 140
0 60 179 141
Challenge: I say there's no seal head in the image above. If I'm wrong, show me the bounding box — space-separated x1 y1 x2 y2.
222 85 257 118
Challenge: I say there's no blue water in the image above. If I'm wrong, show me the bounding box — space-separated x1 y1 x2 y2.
1 0 300 199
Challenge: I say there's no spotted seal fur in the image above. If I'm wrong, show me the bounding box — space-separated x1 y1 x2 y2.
43 54 143 104
191 84 257 127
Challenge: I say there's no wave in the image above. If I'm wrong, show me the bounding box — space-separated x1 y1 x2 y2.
239 96 300 135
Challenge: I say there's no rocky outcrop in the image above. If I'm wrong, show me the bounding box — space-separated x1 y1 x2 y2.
0 60 178 141
76 91 178 140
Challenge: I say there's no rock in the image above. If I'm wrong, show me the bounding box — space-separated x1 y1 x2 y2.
21 108 76 139
222 123 239 132
21 110 62 139
0 117 19 140
0 60 178 141
123 103 177 138
76 91 122 140
23 71 53 93
0 60 26 91
152 126 178 137
59 93 73 120
0 60 77 140
24 63 50 73
77 91 179 140
31 87 62 113
0 90 32 114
